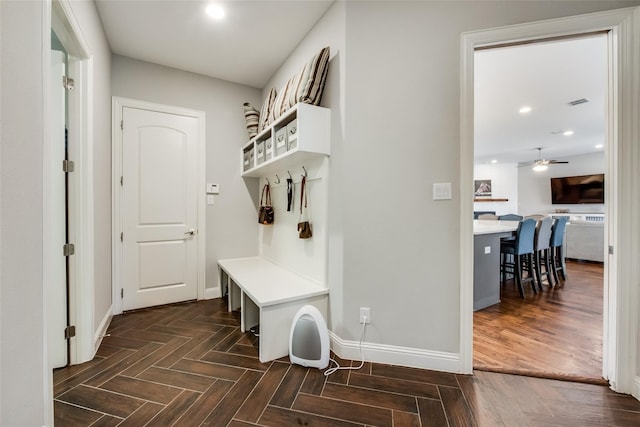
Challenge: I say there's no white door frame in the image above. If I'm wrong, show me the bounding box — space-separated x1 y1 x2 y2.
459 7 640 396
43 0 95 424
49 0 96 366
112 97 206 315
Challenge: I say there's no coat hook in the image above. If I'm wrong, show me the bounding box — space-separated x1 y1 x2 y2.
302 166 308 177
275 174 281 184
287 171 292 180
266 177 270 185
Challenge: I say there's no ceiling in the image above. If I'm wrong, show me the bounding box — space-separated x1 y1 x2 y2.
94 2 607 165
474 34 608 165
95 0 334 89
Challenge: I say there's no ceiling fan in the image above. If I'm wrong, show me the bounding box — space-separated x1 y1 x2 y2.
519 147 569 171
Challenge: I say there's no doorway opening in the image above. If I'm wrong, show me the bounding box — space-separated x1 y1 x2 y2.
460 8 640 395
472 34 608 382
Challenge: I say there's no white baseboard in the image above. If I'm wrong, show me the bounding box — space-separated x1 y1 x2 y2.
329 331 461 373
203 287 220 300
632 376 640 401
93 305 113 356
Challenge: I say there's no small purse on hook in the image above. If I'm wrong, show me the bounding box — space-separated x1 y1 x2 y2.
258 183 274 225
297 176 312 239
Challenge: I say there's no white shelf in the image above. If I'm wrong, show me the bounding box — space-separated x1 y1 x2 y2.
242 103 330 178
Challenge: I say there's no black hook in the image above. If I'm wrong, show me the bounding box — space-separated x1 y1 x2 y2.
287 171 293 180
302 166 307 177
275 174 281 184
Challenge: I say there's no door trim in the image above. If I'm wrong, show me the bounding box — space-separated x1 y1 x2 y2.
459 7 640 395
50 0 95 366
112 97 206 315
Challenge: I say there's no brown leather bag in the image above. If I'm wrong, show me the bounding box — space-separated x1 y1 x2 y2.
258 183 274 224
297 176 312 238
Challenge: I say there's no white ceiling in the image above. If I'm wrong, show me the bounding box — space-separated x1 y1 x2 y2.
475 34 608 165
95 0 334 89
94 2 607 165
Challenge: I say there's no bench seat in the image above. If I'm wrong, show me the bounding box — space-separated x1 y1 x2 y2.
218 256 329 363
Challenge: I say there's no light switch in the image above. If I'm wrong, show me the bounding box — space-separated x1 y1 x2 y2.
484 246 491 254
433 183 452 200
207 183 219 194
207 194 215 205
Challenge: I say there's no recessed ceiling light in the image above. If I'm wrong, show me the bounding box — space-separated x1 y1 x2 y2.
563 130 574 136
595 144 604 149
206 4 225 20
519 106 532 114
490 159 498 164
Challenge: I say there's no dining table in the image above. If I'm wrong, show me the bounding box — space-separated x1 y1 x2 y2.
473 220 520 310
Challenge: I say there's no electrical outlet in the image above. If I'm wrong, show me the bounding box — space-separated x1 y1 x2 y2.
360 307 371 324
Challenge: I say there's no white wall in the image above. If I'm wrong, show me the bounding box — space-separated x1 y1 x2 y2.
473 163 519 216
1 1 47 424
111 55 262 292
518 151 605 215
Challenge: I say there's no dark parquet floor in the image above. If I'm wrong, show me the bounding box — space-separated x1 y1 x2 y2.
474 259 604 382
54 293 640 426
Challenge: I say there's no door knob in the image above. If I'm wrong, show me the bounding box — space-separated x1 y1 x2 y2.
184 229 195 237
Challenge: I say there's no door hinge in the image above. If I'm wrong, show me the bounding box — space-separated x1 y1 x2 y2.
121 288 124 299
608 245 614 255
120 119 123 130
63 243 75 256
63 76 74 90
62 159 75 173
64 325 76 339
120 176 123 186
120 232 123 242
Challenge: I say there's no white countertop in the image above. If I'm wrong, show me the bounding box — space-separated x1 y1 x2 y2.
473 220 519 235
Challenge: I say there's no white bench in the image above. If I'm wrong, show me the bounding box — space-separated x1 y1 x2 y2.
217 256 329 363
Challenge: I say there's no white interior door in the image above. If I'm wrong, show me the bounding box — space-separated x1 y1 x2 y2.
46 49 68 368
121 107 199 311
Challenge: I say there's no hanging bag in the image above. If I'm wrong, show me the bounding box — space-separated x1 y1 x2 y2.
258 183 274 224
297 176 312 239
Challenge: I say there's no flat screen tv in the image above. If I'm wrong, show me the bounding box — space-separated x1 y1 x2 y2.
550 174 604 204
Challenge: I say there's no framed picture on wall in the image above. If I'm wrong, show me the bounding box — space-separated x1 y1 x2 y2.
474 179 492 197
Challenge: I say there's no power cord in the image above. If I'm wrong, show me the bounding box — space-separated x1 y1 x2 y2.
324 316 367 376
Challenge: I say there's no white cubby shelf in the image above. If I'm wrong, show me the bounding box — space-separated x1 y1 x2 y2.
242 103 330 178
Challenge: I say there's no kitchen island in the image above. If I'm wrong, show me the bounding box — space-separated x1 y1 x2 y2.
473 220 519 310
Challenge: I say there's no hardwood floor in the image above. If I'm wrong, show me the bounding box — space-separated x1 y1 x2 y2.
474 259 604 382
54 294 640 426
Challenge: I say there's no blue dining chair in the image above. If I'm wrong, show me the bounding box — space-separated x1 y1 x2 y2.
498 214 523 221
533 216 554 290
550 216 568 283
500 218 537 298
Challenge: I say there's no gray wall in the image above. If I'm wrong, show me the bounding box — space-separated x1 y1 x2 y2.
0 0 112 423
111 55 261 289
1 1 47 424
267 0 639 355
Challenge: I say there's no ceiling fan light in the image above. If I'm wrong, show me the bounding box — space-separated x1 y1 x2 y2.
533 164 548 172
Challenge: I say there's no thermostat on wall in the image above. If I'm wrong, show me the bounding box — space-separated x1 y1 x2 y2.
207 183 220 194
